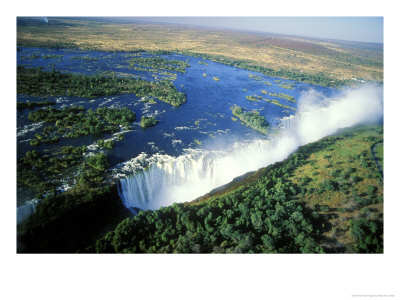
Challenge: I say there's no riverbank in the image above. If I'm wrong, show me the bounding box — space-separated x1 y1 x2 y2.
17 17 383 86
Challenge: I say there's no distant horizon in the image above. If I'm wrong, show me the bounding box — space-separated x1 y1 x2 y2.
126 17 383 44
22 16 384 44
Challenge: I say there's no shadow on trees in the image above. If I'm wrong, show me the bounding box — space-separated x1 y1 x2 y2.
17 185 131 253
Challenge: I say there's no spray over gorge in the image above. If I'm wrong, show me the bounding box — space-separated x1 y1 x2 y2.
117 84 383 211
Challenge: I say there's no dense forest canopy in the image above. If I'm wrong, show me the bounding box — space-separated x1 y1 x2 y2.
90 125 383 254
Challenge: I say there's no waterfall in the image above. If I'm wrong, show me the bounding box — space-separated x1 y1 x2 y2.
281 115 297 131
117 84 383 212
117 141 274 211
17 199 40 224
118 151 215 210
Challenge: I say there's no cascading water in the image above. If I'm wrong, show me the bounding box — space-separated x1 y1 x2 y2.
117 84 383 212
281 115 297 131
17 199 40 224
117 140 275 211
118 151 216 210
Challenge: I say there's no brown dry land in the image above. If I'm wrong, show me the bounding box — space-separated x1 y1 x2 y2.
17 17 383 84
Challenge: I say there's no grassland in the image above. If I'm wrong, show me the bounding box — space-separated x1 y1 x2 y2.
287 125 383 252
17 17 383 85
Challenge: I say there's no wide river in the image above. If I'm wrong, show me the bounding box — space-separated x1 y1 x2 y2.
16 47 336 215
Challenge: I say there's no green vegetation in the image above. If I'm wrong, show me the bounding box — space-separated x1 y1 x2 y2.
91 124 382 253
130 78 186 106
17 100 55 110
248 74 263 81
194 139 202 145
198 60 208 65
181 52 348 87
264 98 296 111
140 96 157 104
116 133 125 141
17 145 87 197
155 70 177 82
245 93 295 110
17 183 126 253
30 179 110 223
18 105 134 196
30 132 59 146
18 107 134 253
140 116 158 128
286 125 383 252
42 54 64 60
278 83 295 90
245 95 262 102
96 139 115 149
30 139 40 146
93 178 324 253
21 54 64 61
21 54 41 60
231 105 269 134
261 90 296 102
17 66 186 107
348 216 382 253
71 55 99 61
18 123 383 253
129 57 189 73
87 153 109 171
373 142 383 172
17 145 115 229
28 106 135 139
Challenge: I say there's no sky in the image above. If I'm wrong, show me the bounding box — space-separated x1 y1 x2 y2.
132 17 383 43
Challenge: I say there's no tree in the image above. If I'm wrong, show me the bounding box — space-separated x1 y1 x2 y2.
140 116 158 128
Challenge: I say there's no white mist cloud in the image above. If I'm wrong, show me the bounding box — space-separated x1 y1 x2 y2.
118 84 383 211
295 84 383 145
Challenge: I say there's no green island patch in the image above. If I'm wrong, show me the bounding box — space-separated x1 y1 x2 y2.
140 116 158 128
231 105 269 134
17 66 186 107
129 57 189 73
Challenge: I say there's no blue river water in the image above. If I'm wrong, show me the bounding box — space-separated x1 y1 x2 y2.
16 47 336 210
